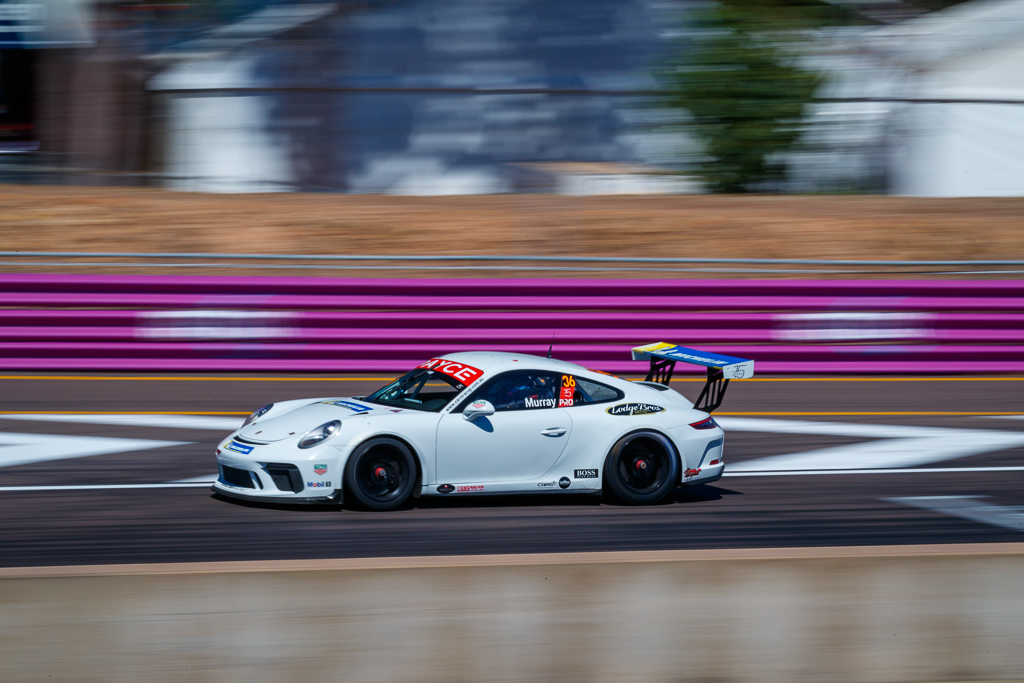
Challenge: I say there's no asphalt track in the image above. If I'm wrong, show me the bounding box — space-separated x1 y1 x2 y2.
2 373 1024 568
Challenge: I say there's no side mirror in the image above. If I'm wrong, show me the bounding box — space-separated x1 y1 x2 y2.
463 399 495 421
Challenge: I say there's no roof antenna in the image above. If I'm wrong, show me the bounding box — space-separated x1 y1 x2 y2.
547 332 555 359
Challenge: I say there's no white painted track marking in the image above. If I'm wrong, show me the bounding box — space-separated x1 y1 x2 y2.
718 418 950 439
0 415 1022 491
0 483 213 492
718 418 1024 472
726 466 1024 477
0 467 1022 493
0 433 191 469
885 496 1024 532
983 415 1024 421
0 414 243 431
170 474 219 483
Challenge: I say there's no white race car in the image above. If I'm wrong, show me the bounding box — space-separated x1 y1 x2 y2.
213 343 754 509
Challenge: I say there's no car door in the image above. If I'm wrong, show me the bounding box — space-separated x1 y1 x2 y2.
435 369 573 483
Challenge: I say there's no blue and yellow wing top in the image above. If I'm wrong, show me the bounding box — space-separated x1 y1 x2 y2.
631 342 754 380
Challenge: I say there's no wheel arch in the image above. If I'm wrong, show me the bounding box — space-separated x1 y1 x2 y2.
604 427 684 484
602 428 684 501
344 432 425 494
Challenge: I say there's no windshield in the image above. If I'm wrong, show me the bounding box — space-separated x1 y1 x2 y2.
364 368 467 412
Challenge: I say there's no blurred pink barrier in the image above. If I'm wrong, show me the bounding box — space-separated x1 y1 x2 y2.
1 274 1023 373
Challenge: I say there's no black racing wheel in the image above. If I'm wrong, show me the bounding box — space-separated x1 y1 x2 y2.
344 438 417 511
603 431 680 505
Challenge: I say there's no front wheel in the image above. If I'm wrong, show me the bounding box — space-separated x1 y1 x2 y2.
603 431 680 505
344 438 417 511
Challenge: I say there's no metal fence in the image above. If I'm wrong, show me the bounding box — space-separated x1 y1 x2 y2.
3 252 1024 276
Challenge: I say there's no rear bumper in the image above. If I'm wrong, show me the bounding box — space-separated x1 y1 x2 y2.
683 468 723 486
681 460 725 486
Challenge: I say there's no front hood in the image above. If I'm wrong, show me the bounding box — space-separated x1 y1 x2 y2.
238 398 386 442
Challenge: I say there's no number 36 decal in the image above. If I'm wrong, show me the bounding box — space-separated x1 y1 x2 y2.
559 375 575 407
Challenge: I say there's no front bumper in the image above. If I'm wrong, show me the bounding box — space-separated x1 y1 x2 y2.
213 437 348 504
213 478 344 505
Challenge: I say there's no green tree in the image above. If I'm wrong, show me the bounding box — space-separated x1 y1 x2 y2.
661 1 838 193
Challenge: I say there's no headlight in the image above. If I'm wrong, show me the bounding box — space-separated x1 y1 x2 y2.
242 403 274 428
299 420 341 449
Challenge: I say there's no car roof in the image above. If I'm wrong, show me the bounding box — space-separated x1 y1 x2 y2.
431 351 649 399
436 351 591 375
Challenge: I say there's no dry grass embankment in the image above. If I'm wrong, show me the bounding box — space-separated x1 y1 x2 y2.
2 186 1022 277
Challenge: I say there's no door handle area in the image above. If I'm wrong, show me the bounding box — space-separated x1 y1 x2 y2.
541 427 568 437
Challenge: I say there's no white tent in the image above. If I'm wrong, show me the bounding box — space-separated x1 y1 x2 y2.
851 0 1024 196
147 5 336 193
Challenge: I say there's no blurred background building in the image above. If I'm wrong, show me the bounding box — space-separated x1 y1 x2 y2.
2 0 1023 195
797 0 1024 196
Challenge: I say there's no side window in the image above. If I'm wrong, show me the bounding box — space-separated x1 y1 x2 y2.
463 370 561 412
571 377 624 406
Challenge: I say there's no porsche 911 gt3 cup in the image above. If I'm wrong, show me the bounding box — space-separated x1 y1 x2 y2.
213 343 753 509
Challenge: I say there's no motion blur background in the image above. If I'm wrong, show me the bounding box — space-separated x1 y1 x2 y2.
3 0 1023 197
5 3 1024 682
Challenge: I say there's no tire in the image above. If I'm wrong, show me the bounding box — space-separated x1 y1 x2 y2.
344 437 418 511
603 431 680 505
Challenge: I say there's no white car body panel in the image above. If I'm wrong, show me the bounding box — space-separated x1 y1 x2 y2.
212 351 728 504
436 407 573 482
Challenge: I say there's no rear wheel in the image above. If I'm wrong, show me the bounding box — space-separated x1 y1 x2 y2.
603 431 679 505
344 438 417 511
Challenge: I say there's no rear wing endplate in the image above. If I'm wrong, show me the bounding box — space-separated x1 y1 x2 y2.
631 342 754 413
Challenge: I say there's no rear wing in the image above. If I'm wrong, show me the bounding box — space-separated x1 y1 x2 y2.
631 342 754 413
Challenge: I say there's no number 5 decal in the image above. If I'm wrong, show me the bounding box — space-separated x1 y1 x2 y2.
559 375 575 407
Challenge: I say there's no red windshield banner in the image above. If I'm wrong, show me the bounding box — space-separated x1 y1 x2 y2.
417 358 484 385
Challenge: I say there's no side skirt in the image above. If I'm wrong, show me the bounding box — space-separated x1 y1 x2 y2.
420 482 602 497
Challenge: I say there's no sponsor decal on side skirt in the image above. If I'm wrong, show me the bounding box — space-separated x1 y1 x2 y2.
456 484 485 493
574 469 598 478
558 477 571 489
